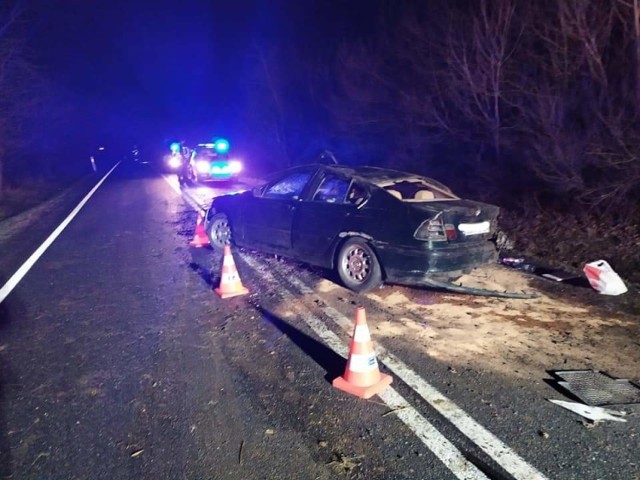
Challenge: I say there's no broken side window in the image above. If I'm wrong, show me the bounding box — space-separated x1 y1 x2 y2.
264 172 313 200
346 182 369 206
312 175 350 203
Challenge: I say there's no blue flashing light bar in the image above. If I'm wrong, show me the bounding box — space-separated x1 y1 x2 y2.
214 138 230 153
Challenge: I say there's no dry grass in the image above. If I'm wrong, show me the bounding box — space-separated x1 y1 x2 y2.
0 180 70 221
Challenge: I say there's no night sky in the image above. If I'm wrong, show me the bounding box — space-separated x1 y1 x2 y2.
30 1 264 149
6 0 637 214
28 0 375 157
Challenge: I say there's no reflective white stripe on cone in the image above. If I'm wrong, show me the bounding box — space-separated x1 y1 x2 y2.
333 306 392 399
215 245 249 299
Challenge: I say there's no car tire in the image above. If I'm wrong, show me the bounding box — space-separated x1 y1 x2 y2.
207 213 232 250
336 237 383 293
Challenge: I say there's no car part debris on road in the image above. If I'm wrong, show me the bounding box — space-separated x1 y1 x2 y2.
421 277 538 299
499 257 583 284
551 369 640 406
548 399 628 424
500 257 537 273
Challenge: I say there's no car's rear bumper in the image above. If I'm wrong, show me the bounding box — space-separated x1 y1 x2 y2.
375 241 498 284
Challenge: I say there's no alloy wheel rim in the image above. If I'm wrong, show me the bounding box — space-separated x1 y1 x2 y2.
344 246 371 283
213 220 230 245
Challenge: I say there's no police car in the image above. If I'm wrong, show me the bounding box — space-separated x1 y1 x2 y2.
188 139 242 183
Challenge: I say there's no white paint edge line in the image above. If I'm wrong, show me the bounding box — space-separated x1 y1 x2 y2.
171 190 547 480
0 163 121 305
161 174 204 213
278 273 548 480
376 350 547 480
162 173 183 196
240 253 490 480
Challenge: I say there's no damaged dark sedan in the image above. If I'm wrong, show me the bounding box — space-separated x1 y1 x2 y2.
204 164 500 293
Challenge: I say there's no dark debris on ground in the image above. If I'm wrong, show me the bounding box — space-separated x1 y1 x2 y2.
498 209 640 317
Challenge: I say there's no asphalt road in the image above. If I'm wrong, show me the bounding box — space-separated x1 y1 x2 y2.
0 161 638 479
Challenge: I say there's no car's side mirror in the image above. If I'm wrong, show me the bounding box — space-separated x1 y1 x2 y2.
252 185 264 197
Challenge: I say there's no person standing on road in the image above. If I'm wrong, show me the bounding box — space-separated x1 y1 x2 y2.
177 142 193 186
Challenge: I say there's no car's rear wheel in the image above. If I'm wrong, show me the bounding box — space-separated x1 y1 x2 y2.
207 213 231 250
336 237 383 293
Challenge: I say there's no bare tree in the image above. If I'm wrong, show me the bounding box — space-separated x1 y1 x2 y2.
433 0 518 158
254 44 291 166
331 0 640 212
245 41 329 169
511 1 640 212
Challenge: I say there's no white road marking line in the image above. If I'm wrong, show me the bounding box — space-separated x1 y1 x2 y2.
240 253 490 480
161 175 202 212
162 173 182 196
0 163 121 305
162 175 211 212
275 272 548 480
166 180 545 479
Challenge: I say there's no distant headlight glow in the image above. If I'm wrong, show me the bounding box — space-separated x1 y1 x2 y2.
167 156 182 169
196 160 211 173
229 160 243 173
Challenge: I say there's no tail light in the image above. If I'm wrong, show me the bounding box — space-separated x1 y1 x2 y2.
444 224 457 240
414 213 448 241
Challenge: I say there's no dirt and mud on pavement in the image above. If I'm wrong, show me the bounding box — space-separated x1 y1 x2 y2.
2 169 639 480
239 250 640 385
176 173 640 392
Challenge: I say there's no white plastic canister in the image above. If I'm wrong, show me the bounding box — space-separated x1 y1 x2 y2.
583 260 628 296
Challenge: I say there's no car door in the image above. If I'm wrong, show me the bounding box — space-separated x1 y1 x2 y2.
292 173 367 266
243 168 317 253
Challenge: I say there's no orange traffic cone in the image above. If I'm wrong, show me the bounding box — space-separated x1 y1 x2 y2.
333 307 392 399
190 210 210 248
215 245 250 298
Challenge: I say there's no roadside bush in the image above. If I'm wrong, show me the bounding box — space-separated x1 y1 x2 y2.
498 209 640 285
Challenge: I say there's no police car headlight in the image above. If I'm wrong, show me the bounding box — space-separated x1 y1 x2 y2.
167 156 182 169
229 160 242 173
195 160 211 173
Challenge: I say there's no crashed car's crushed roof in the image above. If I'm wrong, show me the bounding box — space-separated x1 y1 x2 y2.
322 165 458 200
324 165 450 189
325 164 416 181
